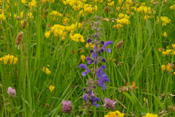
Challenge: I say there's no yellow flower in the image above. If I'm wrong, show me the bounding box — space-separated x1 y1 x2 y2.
162 32 167 37
21 0 27 4
166 64 171 71
0 14 6 20
45 68 51 74
70 33 85 42
27 12 34 19
43 67 51 75
20 11 24 18
104 110 124 117
0 54 18 64
49 85 55 92
161 65 165 71
143 113 158 117
45 31 51 38
108 1 114 7
81 55 86 62
172 44 175 49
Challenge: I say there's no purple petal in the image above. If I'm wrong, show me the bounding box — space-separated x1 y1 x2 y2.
91 52 97 58
104 41 113 48
106 48 111 53
98 77 109 85
87 38 92 43
83 94 88 101
94 97 100 102
79 64 88 70
93 103 99 107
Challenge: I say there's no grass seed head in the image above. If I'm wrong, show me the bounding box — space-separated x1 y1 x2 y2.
16 31 24 45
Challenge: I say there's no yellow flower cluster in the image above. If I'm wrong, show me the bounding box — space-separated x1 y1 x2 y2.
143 113 158 117
157 16 171 26
70 33 85 42
0 14 6 20
49 11 63 21
43 67 51 75
108 1 114 7
118 0 133 5
45 22 82 40
113 13 130 29
42 0 55 4
0 54 18 65
137 6 152 14
116 0 134 14
49 11 62 17
104 110 124 117
170 5 175 10
63 0 85 10
162 49 174 56
94 0 103 3
28 0 37 10
161 63 175 72
160 44 175 75
161 44 175 56
27 12 34 19
85 43 94 48
83 4 97 14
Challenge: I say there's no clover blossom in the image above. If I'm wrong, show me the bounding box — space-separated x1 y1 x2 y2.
7 87 16 97
62 100 72 113
103 98 117 110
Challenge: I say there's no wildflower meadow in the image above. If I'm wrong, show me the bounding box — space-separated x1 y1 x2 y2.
1 0 175 116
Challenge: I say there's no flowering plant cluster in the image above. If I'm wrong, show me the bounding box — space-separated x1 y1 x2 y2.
79 16 114 109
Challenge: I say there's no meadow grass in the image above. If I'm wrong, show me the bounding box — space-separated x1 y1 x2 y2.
0 0 175 116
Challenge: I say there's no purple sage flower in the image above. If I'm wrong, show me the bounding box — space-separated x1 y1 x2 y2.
86 57 93 65
102 41 113 53
91 96 100 107
103 98 117 110
62 100 72 113
79 64 90 76
7 87 16 97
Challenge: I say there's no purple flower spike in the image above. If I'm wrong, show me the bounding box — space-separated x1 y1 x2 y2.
103 98 117 110
62 100 72 113
79 64 90 76
7 87 16 97
87 38 92 43
102 41 113 53
86 57 93 64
